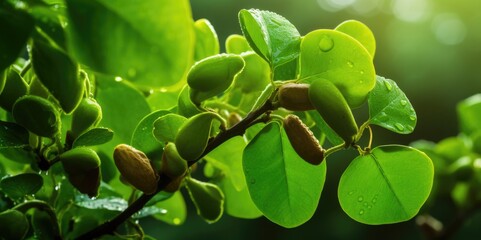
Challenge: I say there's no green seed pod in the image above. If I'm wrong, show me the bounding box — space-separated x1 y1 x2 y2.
0 67 28 111
308 79 358 145
175 112 219 161
113 144 159 195
60 147 101 197
0 209 29 240
188 54 244 104
278 83 314 111
31 39 84 114
283 114 325 165
161 143 188 192
70 97 102 140
186 177 225 223
12 95 60 138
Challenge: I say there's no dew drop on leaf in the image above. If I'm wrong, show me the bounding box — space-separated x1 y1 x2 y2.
359 209 365 215
347 61 354 68
318 35 334 52
360 70 364 75
400 100 407 106
160 209 168 215
367 204 372 209
357 196 363 202
409 115 416 121
173 218 182 225
395 123 405 131
348 191 354 195
383 81 392 91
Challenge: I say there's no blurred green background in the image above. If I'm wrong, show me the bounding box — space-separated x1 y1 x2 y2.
142 0 481 239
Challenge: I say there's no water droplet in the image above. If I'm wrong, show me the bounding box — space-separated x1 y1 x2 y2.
347 61 354 68
173 218 181 225
357 196 364 202
409 115 416 121
363 202 368 207
360 70 365 75
406 126 414 132
384 81 392 91
160 209 168 214
115 76 123 82
395 123 405 131
348 191 354 195
318 35 334 52
372 197 377 204
250 179 256 184
359 209 365 215
367 205 372 209
400 100 407 106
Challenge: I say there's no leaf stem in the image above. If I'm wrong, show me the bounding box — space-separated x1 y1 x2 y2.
324 143 346 159
76 98 275 240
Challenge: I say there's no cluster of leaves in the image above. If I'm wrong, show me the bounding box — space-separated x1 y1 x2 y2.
0 0 434 239
412 94 481 239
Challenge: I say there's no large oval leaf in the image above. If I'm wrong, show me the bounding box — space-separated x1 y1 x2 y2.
0 121 29 149
368 76 416 134
239 9 300 68
131 110 170 159
66 0 194 88
299 29 375 108
0 173 44 199
335 20 376 58
193 19 219 61
243 122 326 228
0 5 34 71
338 145 434 224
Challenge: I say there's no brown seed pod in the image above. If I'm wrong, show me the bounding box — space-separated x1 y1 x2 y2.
283 114 325 165
113 144 159 194
278 83 315 111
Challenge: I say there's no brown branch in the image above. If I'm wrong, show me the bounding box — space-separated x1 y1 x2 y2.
76 99 274 240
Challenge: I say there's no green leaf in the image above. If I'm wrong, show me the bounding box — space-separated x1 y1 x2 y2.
133 205 168 219
368 76 417 134
66 0 194 88
72 127 114 148
0 173 44 199
273 57 298 81
225 34 251 54
152 113 187 143
186 178 224 223
299 29 375 108
194 19 219 61
217 175 262 219
0 121 29 149
0 5 34 71
31 38 84 113
32 209 59 240
0 67 28 111
0 209 29 240
75 196 127 212
308 110 343 146
131 110 170 159
243 122 327 228
177 86 202 118
152 191 187 225
95 77 150 155
457 94 481 135
233 51 270 93
30 5 67 49
335 20 376 58
239 9 301 67
338 145 434 224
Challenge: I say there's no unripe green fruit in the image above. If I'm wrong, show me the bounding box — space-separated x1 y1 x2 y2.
162 143 188 179
70 97 102 139
0 67 28 111
31 39 84 114
308 79 358 145
113 144 159 195
188 54 244 104
278 83 314 111
283 114 325 165
60 147 101 197
12 95 60 138
175 112 219 161
0 209 29 240
186 177 225 223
